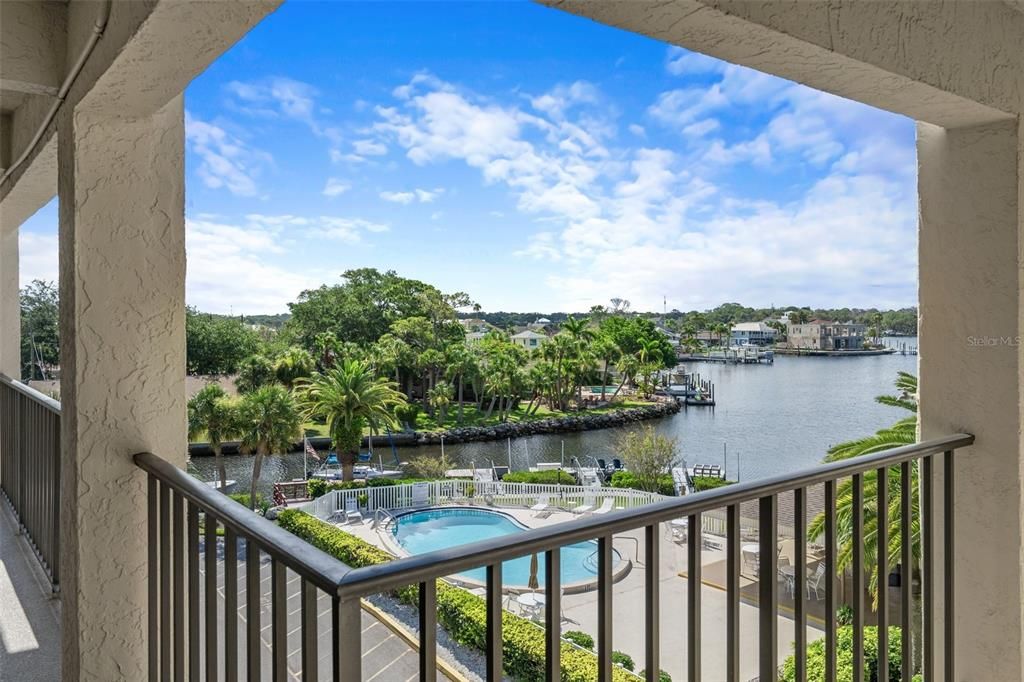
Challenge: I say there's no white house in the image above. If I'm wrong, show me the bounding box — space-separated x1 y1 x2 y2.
730 322 777 346
511 329 548 350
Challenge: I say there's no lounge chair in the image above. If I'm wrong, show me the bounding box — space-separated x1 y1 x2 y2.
531 495 551 517
343 498 363 524
611 458 623 471
591 498 614 515
572 497 595 514
806 563 827 600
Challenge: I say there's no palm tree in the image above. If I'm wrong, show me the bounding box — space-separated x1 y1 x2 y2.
235 354 276 394
236 385 302 511
295 360 406 481
444 344 477 424
591 335 621 399
807 372 921 665
186 383 238 493
427 381 453 427
274 347 315 390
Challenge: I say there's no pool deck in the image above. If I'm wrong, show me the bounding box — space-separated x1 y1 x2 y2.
339 505 824 681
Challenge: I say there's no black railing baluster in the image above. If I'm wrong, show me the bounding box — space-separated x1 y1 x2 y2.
224 528 238 681
758 496 777 681
687 513 701 682
794 488 806 682
172 491 185 682
160 481 171 682
645 525 660 682
205 514 218 682
825 479 837 682
546 548 562 680
188 503 200 682
486 562 503 679
301 579 318 680
148 473 159 682
333 597 361 682
726 506 740 682
246 542 261 680
852 473 864 681
420 580 438 682
877 467 888 678
598 534 613 681
272 559 287 682
901 461 913 682
944 450 955 682
923 455 935 681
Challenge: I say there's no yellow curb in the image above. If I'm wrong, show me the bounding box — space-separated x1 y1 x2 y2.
360 599 468 682
677 571 828 628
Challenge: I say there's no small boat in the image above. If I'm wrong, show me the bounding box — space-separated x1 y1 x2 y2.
204 479 237 493
310 453 403 481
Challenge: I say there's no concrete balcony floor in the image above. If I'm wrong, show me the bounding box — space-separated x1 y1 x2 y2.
0 504 61 681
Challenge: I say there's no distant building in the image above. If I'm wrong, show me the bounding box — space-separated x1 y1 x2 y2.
528 317 554 332
786 320 866 350
511 329 548 350
459 318 495 334
465 331 487 346
730 322 777 346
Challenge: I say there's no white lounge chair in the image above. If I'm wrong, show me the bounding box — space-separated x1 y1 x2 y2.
591 498 614 515
806 562 827 600
531 495 551 517
343 498 363 525
572 497 595 514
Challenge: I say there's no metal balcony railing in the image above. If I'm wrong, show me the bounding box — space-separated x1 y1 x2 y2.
0 374 62 590
137 432 972 682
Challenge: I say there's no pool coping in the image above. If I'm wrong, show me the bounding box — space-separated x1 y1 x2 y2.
379 505 633 595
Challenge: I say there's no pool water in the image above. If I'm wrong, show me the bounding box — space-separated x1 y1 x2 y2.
392 508 619 587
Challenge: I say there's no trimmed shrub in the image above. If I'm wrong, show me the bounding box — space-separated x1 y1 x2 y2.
612 651 635 671
691 476 734 492
780 625 904 682
306 479 366 499
229 492 269 514
563 630 594 650
277 510 635 681
503 470 577 485
639 670 672 682
609 471 675 496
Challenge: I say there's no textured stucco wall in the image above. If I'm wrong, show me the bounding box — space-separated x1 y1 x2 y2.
544 0 1018 127
0 224 18 377
58 94 187 680
918 119 1023 679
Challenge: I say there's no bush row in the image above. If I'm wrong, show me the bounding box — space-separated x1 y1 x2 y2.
277 509 636 681
690 476 734 492
779 625 914 682
306 477 453 499
608 471 676 497
502 470 578 485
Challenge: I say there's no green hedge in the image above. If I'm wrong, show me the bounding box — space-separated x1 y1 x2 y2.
780 625 906 682
608 471 676 496
503 470 577 485
307 477 458 499
691 476 734 492
277 509 635 681
562 630 593 650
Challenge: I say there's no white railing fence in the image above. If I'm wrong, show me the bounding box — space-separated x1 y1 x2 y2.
302 480 667 520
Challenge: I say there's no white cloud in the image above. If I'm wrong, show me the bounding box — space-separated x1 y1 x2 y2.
665 47 728 76
18 230 59 286
515 231 562 261
226 76 343 155
312 217 390 242
380 191 416 204
185 111 271 197
415 188 442 203
628 124 646 137
353 139 387 156
682 119 720 137
323 178 351 197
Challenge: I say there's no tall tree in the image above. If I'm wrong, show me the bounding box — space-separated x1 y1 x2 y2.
186 384 238 492
235 354 276 394
236 385 301 511
19 280 59 380
273 347 315 390
296 360 406 481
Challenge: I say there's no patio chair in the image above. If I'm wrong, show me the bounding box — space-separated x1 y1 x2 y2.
806 562 827 600
572 497 596 514
343 498 363 525
531 495 551 517
591 498 614 515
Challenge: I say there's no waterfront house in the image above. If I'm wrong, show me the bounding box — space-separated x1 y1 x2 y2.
786 320 867 350
1 2 1021 680
730 321 777 346
511 329 549 350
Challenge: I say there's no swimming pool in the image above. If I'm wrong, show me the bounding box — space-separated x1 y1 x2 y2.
391 508 622 587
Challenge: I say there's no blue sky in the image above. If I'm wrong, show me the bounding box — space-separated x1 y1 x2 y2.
19 0 918 315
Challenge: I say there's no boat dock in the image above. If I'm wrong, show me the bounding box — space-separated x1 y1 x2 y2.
677 347 774 364
658 371 716 407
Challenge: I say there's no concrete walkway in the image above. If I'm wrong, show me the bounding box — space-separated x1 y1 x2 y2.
0 502 61 681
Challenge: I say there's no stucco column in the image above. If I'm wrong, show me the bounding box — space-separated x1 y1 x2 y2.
57 94 186 680
0 225 18 378
918 119 1023 680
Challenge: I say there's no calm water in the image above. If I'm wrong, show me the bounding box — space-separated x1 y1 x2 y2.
188 338 918 493
392 508 617 586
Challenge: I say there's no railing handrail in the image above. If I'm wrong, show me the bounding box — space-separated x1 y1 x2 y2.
133 452 353 594
0 373 61 414
333 433 974 597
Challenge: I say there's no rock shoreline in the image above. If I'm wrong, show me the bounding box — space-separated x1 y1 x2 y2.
187 400 681 457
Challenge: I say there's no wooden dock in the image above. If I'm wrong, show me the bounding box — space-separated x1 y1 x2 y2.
678 347 774 364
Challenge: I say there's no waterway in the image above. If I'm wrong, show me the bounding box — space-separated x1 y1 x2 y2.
188 337 919 495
